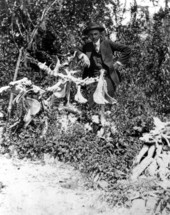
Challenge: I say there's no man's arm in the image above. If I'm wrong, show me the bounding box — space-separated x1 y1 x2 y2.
109 41 131 66
74 46 90 68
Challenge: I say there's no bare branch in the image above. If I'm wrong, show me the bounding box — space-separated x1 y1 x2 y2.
27 0 60 50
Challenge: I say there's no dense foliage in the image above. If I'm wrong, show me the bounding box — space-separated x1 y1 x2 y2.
0 0 170 201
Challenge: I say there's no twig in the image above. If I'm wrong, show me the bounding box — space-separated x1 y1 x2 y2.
27 0 58 50
162 134 170 147
7 47 23 118
38 61 99 86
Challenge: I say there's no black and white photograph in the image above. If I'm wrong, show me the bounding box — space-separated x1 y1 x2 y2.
0 0 170 214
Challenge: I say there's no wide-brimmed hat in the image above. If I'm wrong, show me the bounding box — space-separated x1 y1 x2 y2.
83 22 105 35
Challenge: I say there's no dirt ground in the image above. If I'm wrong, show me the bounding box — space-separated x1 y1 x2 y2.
0 154 162 215
0 154 115 215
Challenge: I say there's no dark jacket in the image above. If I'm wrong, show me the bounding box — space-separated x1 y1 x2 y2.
80 39 131 87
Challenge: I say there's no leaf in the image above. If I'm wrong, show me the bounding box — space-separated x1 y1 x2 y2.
103 80 117 104
59 104 81 115
53 82 67 98
13 91 24 104
40 20 46 31
91 115 100 124
74 85 87 103
23 109 32 125
53 56 61 76
133 126 143 133
97 180 109 190
153 117 165 130
93 69 108 104
25 97 41 116
0 112 4 118
84 123 93 132
139 133 155 144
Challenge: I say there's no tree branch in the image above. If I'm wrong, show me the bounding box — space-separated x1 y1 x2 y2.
7 47 24 117
27 0 59 50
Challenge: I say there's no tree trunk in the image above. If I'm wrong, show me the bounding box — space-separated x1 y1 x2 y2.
165 0 168 9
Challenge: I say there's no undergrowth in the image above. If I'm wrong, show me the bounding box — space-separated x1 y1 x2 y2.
1 101 152 183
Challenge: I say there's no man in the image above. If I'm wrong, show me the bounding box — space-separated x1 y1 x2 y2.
77 22 131 107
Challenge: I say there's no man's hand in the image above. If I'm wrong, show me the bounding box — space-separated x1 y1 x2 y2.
78 53 90 68
113 61 123 70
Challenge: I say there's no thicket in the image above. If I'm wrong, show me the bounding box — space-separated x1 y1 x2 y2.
0 0 170 195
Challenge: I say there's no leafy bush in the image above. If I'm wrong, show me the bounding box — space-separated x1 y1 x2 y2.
1 107 142 185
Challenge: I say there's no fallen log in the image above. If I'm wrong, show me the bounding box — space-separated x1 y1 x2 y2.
148 144 156 158
134 144 149 165
147 160 158 176
131 157 154 180
132 117 170 181
131 144 156 180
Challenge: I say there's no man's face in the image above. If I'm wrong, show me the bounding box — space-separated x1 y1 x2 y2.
88 29 101 43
